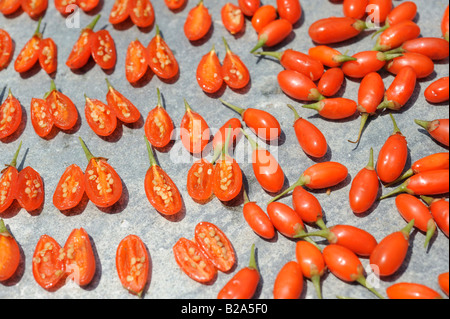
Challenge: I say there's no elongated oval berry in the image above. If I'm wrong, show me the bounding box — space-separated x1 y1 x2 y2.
220 100 281 142
250 19 293 53
269 161 348 203
349 72 385 144
292 186 324 226
376 114 408 184
243 199 275 240
287 104 328 158
367 0 393 24
373 20 420 52
324 247 358 272
369 220 414 277
438 272 449 296
379 169 450 200
343 0 369 20
349 148 379 214
308 45 356 68
395 37 449 61
358 72 386 114
308 45 357 68
385 1 417 28
273 260 304 299
241 129 285 193
212 118 242 153
414 119 449 147
309 17 367 44
278 70 324 101
239 0 260 17
386 52 434 79
422 197 449 238
295 241 325 299
267 202 306 239
277 0 302 25
256 49 324 81
442 5 449 41
342 50 401 78
302 162 349 190
251 5 277 33
387 282 442 299
0 219 20 282
217 244 259 299
389 152 450 186
377 66 417 111
323 244 384 298
424 77 449 104
299 224 378 257
318 68 344 97
301 98 358 120
395 194 436 248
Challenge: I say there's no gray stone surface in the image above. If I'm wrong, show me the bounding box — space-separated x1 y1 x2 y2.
0 0 448 299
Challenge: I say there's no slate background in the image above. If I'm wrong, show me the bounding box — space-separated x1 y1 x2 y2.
0 0 448 299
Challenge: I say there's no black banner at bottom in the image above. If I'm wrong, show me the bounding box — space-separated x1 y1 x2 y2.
4 298 444 317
